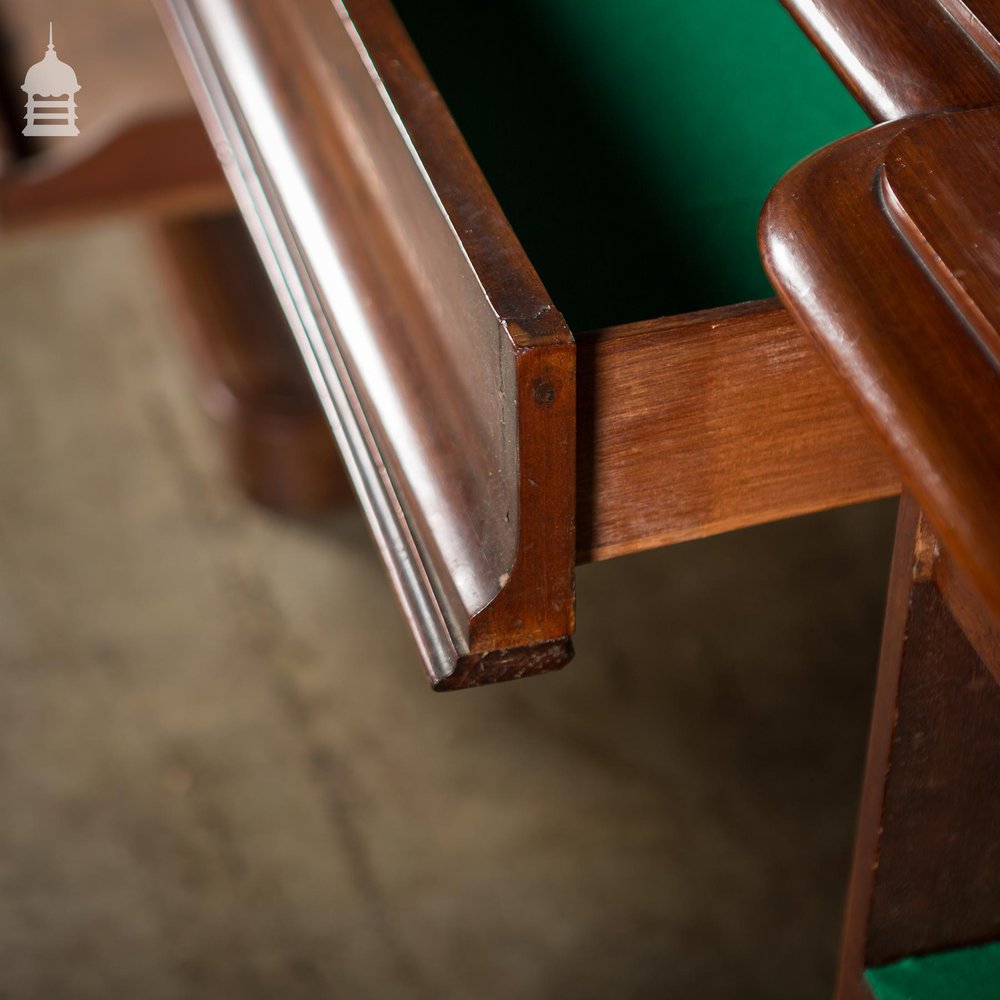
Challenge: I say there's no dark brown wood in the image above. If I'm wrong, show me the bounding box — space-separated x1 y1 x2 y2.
761 106 1000 622
936 545 1000 679
155 0 576 688
576 300 899 562
764 22 1000 991
836 495 922 1000
780 0 1000 121
881 116 1000 363
836 494 1000 999
152 212 351 517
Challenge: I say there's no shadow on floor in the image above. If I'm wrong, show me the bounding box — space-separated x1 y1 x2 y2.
0 223 895 999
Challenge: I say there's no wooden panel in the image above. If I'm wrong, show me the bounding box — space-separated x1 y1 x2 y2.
781 0 1000 121
576 300 899 562
836 495 1000 999
155 0 576 688
761 106 1000 621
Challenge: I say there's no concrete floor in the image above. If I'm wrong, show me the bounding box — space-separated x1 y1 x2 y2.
0 222 897 999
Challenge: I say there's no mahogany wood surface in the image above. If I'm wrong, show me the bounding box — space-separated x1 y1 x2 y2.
836 495 1000 999
761 106 1000 621
935 545 1000 675
153 0 925 689
576 300 898 562
153 212 351 517
882 114 1000 363
155 0 576 688
766 12 1000 991
780 0 1000 121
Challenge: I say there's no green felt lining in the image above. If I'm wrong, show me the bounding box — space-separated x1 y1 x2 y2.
866 942 1000 1000
392 0 869 330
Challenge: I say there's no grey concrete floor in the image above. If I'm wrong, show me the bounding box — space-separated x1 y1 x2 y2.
0 222 897 999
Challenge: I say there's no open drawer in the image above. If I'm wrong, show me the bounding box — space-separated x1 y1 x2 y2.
155 0 900 688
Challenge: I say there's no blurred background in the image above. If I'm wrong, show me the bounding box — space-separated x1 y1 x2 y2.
0 219 895 999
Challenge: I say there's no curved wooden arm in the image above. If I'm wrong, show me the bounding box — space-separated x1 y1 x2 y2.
761 106 1000 618
156 0 576 688
780 0 1000 120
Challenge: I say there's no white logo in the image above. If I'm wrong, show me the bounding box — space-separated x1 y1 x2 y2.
22 23 80 137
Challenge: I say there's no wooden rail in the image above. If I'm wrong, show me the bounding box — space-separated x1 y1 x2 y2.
576 300 898 563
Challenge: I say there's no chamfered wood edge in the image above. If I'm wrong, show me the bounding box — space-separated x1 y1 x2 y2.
760 111 1000 622
155 0 576 688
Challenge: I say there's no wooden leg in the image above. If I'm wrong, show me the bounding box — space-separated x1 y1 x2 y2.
836 493 1000 999
151 212 352 516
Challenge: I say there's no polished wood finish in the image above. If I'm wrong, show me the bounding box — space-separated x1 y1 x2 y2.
761 106 1000 621
153 213 351 517
882 115 1000 363
156 0 576 688
0 0 912 685
762 32 1000 991
576 300 898 562
4 0 999 992
762 25 1000 990
836 495 1000 1000
781 0 1000 121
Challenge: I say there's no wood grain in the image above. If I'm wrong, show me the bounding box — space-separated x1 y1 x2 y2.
156 0 575 688
761 107 1000 622
576 300 898 562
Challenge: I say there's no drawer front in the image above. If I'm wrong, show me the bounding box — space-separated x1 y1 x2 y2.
156 0 576 688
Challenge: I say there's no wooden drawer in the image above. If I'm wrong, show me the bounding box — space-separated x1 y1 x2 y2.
154 0 900 687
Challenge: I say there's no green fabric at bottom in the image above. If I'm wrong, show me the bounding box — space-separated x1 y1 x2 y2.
866 942 1000 1000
